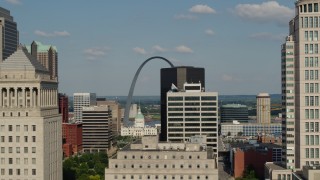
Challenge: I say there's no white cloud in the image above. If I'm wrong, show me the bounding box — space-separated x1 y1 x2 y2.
249 32 286 41
152 45 167 53
174 14 197 20
5 0 21 5
234 1 294 26
34 30 70 37
205 29 215 36
189 4 216 14
133 47 147 55
83 47 109 60
175 45 194 53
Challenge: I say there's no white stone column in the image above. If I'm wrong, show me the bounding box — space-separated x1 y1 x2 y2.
0 88 2 107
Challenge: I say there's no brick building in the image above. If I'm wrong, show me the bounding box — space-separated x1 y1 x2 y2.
62 122 83 157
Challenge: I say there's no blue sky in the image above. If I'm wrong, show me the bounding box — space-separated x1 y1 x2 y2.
1 0 295 96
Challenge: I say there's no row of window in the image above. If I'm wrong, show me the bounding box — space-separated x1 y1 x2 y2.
305 96 320 106
305 57 319 67
2 112 29 117
305 122 320 132
305 31 319 41
114 175 210 180
305 109 320 119
123 154 201 160
168 107 216 111
305 148 320 158
0 147 36 153
168 102 217 106
305 135 320 145
301 16 320 28
0 168 36 176
305 83 320 93
114 164 209 169
1 158 36 165
168 113 216 117
299 3 319 13
168 96 216 101
0 125 36 132
0 136 36 143
168 118 217 122
305 44 319 54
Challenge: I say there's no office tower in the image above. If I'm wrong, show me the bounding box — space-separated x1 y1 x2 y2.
59 93 68 123
160 66 205 141
0 7 18 61
282 0 320 170
166 82 218 154
220 104 248 123
96 98 122 136
0 46 62 179
73 93 96 121
82 106 112 153
105 135 218 180
256 93 271 124
27 41 58 79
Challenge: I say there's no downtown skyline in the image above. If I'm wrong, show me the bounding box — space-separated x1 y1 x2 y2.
1 0 295 96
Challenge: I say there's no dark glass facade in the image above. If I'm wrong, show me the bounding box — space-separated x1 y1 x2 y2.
160 66 205 141
220 104 248 123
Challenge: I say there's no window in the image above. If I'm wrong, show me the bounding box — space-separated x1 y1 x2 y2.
1 169 4 175
316 44 319 54
310 31 314 41
16 169 20 175
32 136 36 142
8 125 12 131
24 147 28 153
305 31 309 41
16 125 20 132
32 169 36 175
24 136 28 142
315 3 319 12
306 70 309 80
16 136 20 143
16 147 20 153
32 125 36 131
9 147 12 153
306 96 310 106
16 158 20 164
306 44 309 54
24 169 28 175
32 147 36 153
8 136 12 142
24 158 28 165
1 147 4 153
24 125 28 131
306 122 310 132
9 158 13 164
9 169 12 175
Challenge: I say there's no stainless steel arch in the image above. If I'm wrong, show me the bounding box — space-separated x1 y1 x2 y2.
124 56 174 126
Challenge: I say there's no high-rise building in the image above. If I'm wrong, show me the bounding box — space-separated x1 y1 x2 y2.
26 41 58 79
82 106 112 153
59 93 68 123
73 93 96 121
0 46 62 179
160 66 205 141
166 82 218 154
96 98 122 136
220 104 248 123
282 0 320 170
0 7 18 61
256 93 271 124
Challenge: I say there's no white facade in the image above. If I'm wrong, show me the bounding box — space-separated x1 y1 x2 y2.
73 93 96 121
166 82 218 154
282 0 320 170
105 136 218 180
0 46 62 180
121 107 157 137
256 93 271 124
221 122 282 137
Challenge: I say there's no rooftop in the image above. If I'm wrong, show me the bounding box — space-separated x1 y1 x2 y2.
265 162 287 171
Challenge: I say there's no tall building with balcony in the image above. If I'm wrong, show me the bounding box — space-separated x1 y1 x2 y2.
0 46 62 179
161 66 205 141
220 104 248 123
166 82 218 154
73 93 96 121
281 0 320 170
0 7 18 61
82 106 112 153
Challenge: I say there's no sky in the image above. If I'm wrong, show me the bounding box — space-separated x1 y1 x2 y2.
1 0 296 96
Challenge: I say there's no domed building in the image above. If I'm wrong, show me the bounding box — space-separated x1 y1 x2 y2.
121 107 158 137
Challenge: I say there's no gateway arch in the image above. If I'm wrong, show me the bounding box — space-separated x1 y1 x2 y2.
124 56 174 125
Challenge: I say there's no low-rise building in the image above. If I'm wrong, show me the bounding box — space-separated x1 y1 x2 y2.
265 162 293 180
62 122 82 157
105 135 218 180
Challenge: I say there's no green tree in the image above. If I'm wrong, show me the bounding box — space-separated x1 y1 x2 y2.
94 162 105 177
89 175 101 180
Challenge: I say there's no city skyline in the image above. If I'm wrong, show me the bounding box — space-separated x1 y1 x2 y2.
2 0 294 95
